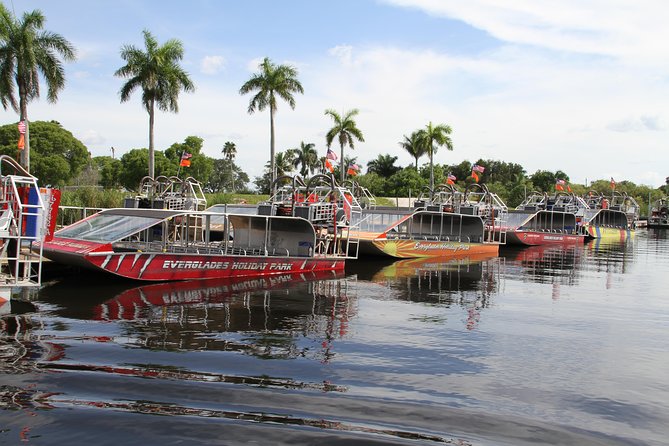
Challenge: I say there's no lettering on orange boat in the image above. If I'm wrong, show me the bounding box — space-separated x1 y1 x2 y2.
413 242 470 252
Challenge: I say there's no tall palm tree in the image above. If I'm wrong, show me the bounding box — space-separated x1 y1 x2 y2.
0 5 76 171
115 30 194 179
418 122 453 190
289 141 318 178
324 108 365 184
399 131 425 171
239 57 304 189
222 141 237 192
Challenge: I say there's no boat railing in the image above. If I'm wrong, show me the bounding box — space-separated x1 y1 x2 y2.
57 205 107 229
0 164 46 289
113 239 298 258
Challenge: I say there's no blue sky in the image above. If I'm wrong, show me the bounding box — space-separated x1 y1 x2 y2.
1 0 667 187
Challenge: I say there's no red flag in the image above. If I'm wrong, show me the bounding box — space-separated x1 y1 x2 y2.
180 152 192 167
18 134 25 150
610 177 616 190
471 171 479 182
324 159 334 173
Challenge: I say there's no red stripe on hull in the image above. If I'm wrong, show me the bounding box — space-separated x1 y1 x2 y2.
85 253 343 281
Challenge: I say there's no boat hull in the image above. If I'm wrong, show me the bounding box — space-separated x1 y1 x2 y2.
369 238 499 259
506 230 587 246
42 238 344 282
586 225 634 241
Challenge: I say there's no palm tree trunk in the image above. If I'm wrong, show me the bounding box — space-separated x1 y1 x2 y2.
19 97 29 172
340 142 345 185
429 149 434 191
415 156 418 171
270 109 276 192
148 100 155 179
230 162 235 192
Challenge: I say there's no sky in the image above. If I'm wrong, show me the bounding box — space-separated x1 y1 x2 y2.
1 0 668 187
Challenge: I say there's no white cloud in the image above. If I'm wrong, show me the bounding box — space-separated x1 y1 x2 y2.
200 55 225 75
382 0 669 65
79 129 107 146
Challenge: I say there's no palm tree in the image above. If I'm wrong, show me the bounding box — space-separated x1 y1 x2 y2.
222 141 237 192
115 30 195 179
0 5 76 171
324 108 365 184
418 122 453 190
289 141 318 178
268 151 295 178
399 131 425 171
367 154 400 177
239 57 304 189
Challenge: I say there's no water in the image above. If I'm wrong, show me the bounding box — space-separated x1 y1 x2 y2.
2 231 668 445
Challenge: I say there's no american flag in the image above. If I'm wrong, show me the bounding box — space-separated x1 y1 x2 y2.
447 173 456 181
326 148 338 160
556 179 566 185
472 164 485 173
17 121 26 134
181 152 192 160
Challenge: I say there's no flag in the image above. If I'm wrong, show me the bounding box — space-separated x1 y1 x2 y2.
17 121 26 134
555 179 566 191
326 148 338 161
567 184 572 192
610 177 616 189
324 159 334 173
18 133 25 150
446 173 456 185
472 164 485 173
347 164 359 176
471 171 479 182
180 152 192 167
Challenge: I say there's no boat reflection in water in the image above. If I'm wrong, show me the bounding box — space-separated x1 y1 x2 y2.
40 269 354 364
503 244 583 284
354 253 503 330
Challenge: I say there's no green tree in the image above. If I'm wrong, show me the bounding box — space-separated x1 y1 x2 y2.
93 155 122 188
386 167 427 197
417 122 453 191
324 108 365 184
0 120 88 186
354 172 387 196
367 153 400 177
118 148 174 191
254 150 296 194
530 169 570 193
239 57 304 188
164 135 213 183
399 131 425 170
115 30 195 179
222 141 237 191
208 158 248 193
0 5 76 171
289 141 318 178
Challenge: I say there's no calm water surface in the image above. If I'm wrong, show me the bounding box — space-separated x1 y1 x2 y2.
1 230 668 445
